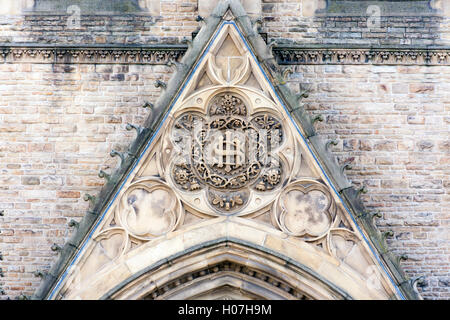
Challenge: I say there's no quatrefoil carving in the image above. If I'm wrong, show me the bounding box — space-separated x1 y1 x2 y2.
273 180 335 240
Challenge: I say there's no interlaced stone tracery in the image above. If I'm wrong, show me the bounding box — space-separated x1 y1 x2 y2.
170 92 284 213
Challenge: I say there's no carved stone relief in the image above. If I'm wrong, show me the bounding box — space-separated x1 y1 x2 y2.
273 180 334 239
88 21 371 273
168 92 287 215
57 19 395 300
143 261 311 300
117 179 183 239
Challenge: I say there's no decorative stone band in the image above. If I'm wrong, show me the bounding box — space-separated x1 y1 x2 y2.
274 47 450 66
0 44 187 64
2 44 450 66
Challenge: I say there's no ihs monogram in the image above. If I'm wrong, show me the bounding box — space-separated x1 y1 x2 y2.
170 93 285 214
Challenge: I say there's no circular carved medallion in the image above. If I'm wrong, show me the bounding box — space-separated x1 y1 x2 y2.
169 92 287 215
117 180 183 239
273 180 335 240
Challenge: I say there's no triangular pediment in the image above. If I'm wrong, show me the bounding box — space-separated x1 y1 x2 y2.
34 0 420 301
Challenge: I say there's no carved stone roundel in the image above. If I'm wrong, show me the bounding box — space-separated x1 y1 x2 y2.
273 180 334 240
170 92 286 215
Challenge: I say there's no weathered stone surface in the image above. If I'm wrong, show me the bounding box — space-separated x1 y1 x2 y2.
0 0 447 301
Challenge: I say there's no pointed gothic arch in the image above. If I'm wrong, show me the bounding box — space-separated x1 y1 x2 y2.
100 238 352 300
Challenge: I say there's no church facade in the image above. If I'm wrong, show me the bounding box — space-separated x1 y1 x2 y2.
0 0 448 300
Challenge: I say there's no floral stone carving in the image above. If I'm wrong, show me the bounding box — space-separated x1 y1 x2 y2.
169 92 288 215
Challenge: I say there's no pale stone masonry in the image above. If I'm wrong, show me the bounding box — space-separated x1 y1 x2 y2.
0 0 448 299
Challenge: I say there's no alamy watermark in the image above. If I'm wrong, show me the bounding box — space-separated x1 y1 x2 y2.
66 5 81 30
366 5 381 29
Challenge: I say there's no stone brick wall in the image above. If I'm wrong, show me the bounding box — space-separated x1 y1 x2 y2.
0 0 448 300
0 0 449 46
0 62 172 298
261 0 449 46
286 64 449 299
0 0 198 44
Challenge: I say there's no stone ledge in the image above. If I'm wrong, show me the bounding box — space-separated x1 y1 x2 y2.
0 44 187 65
274 47 450 66
1 44 450 66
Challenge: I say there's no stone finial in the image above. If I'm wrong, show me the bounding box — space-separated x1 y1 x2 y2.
33 270 45 278
252 17 263 33
32 271 41 278
126 123 144 135
357 210 382 220
282 68 293 82
412 276 426 288
411 276 426 300
370 211 383 221
110 150 126 165
267 40 277 50
372 211 383 218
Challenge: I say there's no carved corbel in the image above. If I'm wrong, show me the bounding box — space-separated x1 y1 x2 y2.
98 170 111 182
